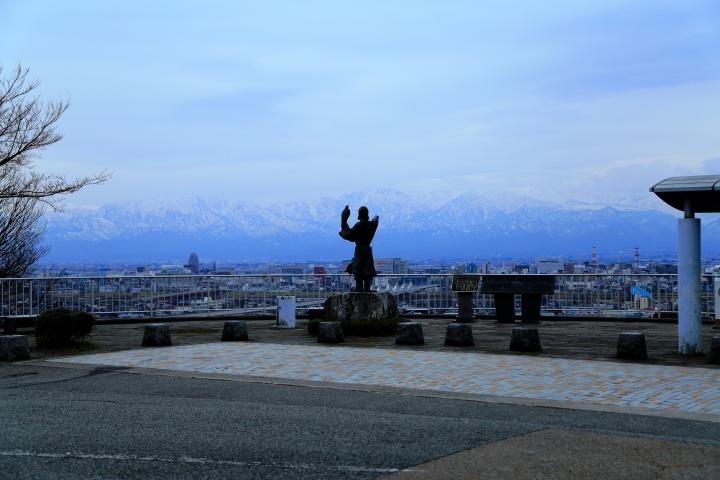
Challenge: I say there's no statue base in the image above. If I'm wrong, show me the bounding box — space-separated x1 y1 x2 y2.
322 292 398 322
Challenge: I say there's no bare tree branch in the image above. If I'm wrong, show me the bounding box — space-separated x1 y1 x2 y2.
0 64 112 275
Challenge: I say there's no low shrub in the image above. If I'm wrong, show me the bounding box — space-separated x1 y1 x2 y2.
308 317 405 337
34 309 96 348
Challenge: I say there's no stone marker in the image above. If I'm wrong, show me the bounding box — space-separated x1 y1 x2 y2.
509 326 542 352
142 323 172 347
318 322 345 344
221 320 248 341
616 332 648 360
709 336 720 364
451 274 480 324
444 323 474 347
0 335 31 361
395 322 425 345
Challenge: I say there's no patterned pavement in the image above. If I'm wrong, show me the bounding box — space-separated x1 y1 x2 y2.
52 342 720 418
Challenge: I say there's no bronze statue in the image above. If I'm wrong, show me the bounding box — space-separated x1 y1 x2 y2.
339 205 379 292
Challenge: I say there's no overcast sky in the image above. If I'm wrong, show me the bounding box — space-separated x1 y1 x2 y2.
1 0 718 208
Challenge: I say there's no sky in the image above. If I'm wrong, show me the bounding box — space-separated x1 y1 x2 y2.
1 0 719 209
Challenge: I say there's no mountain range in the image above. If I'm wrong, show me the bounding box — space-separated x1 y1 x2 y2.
40 188 716 264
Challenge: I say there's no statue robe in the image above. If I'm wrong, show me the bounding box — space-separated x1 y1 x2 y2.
339 217 378 277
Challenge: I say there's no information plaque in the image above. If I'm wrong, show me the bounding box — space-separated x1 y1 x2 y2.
451 274 480 292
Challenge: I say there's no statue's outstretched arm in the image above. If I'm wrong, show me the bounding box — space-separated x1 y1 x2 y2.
341 205 350 225
339 205 354 240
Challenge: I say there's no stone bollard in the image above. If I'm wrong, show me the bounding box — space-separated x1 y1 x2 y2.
318 322 345 344
0 335 31 361
709 336 720 365
221 320 249 341
395 322 425 345
142 323 172 347
509 327 542 352
616 332 647 360
444 323 474 347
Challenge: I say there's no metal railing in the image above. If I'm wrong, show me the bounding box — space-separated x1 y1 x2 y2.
0 273 712 320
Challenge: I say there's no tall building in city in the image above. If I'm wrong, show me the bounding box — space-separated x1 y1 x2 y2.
394 258 409 275
185 252 199 274
374 258 409 274
374 258 395 275
535 257 564 274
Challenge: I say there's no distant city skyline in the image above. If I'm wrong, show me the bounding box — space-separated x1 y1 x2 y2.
1 1 718 209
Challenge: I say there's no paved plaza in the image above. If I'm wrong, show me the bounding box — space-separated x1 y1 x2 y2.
52 339 720 420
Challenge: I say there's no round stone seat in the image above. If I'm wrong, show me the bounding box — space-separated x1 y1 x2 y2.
0 335 31 361
142 323 172 347
318 322 345 344
444 323 474 347
221 320 249 341
616 332 647 360
509 327 541 352
395 322 425 345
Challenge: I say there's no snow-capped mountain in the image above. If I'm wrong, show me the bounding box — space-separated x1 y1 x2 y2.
41 188 713 263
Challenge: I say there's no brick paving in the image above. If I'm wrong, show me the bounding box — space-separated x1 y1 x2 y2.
52 336 720 418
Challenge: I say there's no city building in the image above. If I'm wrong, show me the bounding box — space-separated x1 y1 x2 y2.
535 257 564 274
374 258 395 275
185 252 199 274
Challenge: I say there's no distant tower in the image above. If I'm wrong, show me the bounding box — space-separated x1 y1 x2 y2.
635 246 640 271
592 246 597 266
187 252 199 274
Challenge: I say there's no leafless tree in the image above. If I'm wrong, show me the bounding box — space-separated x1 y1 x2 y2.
0 64 111 276
0 196 47 277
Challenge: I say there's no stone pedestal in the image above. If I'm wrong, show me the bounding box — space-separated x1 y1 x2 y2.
444 323 474 347
0 335 31 361
456 292 476 323
142 323 172 347
617 332 648 360
221 320 248 341
318 322 345 344
322 292 398 322
509 327 542 352
395 322 425 345
709 336 720 365
520 294 543 324
493 293 516 323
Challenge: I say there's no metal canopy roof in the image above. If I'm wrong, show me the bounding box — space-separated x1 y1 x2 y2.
650 175 720 215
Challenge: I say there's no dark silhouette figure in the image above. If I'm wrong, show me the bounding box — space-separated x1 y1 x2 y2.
339 205 379 292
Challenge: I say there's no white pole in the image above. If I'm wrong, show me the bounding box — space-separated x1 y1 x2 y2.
678 217 702 354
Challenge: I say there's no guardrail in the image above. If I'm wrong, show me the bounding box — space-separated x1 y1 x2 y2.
0 273 713 320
